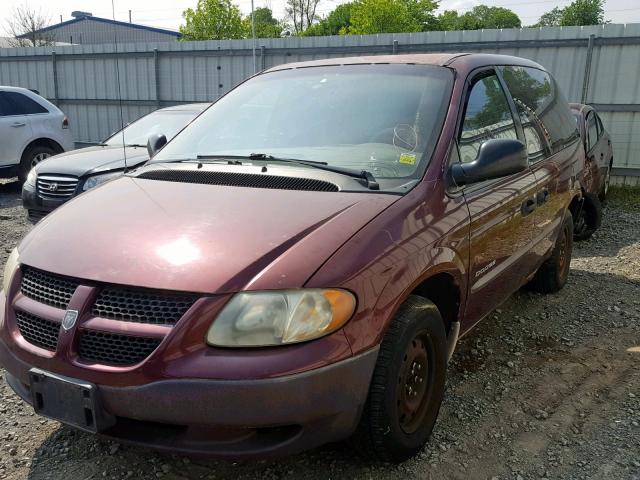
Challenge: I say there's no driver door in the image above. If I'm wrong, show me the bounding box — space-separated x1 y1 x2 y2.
458 71 539 327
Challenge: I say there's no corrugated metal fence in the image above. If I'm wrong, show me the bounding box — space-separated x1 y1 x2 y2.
1 23 640 177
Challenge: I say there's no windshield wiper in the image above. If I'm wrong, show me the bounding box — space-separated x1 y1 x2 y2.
125 144 147 148
194 153 379 190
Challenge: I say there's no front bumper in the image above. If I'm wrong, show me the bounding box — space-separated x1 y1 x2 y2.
21 182 67 222
1 333 378 458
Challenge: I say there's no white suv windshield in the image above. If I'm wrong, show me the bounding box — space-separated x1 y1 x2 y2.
153 64 453 190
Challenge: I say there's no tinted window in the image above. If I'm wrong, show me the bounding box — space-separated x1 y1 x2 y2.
153 64 454 191
587 113 598 151
459 73 517 164
500 66 578 161
0 91 48 116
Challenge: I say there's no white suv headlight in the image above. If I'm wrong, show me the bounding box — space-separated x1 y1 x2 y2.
206 289 356 347
2 248 19 294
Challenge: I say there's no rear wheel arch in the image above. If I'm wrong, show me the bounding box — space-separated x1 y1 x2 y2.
21 138 64 160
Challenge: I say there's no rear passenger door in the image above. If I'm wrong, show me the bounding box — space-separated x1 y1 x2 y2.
458 70 539 327
499 66 580 259
587 111 610 192
0 91 34 167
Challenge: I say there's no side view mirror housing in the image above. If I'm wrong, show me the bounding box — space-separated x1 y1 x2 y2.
450 139 528 187
147 133 167 158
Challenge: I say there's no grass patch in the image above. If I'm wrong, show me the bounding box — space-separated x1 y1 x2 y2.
607 185 640 211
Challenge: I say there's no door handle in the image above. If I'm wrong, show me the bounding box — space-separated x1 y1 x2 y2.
521 198 537 216
536 189 550 205
11 122 26 127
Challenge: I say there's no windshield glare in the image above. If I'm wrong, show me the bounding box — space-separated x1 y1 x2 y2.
153 65 453 190
105 110 199 146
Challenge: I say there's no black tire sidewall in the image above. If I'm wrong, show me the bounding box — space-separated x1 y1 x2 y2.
375 299 447 461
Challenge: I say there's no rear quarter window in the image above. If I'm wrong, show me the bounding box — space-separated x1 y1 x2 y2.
0 91 49 116
500 66 578 161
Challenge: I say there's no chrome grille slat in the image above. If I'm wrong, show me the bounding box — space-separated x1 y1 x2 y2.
36 175 79 201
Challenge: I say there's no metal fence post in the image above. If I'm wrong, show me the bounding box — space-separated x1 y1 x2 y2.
260 45 266 71
153 48 161 108
392 40 398 54
581 34 596 103
51 51 59 105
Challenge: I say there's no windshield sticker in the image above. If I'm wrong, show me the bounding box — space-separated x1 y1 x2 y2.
399 153 417 165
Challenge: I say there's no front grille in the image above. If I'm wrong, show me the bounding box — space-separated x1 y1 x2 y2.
78 330 162 365
92 287 197 325
21 267 78 310
37 175 79 201
15 310 60 351
137 169 340 192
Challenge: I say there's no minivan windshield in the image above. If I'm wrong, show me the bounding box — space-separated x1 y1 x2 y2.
104 110 199 147
152 64 453 190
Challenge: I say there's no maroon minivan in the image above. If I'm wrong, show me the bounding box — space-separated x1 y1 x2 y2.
1 54 582 462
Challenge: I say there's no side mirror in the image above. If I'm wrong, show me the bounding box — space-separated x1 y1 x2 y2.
450 139 527 187
147 133 167 158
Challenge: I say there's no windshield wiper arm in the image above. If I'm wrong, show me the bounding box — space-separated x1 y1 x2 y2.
248 153 380 190
125 144 147 148
191 153 379 190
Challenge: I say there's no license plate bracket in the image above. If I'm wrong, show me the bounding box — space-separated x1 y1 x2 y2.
29 368 115 433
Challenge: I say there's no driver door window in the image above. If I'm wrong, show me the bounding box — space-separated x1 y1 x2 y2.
459 74 517 164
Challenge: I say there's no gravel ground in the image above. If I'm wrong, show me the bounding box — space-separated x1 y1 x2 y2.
1 178 639 480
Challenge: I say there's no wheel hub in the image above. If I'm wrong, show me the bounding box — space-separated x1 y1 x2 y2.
397 335 430 433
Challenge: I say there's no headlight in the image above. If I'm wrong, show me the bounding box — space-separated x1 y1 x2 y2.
2 248 19 294
206 289 356 347
25 169 37 188
82 171 123 191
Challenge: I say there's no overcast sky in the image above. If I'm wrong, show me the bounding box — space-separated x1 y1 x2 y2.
2 0 639 35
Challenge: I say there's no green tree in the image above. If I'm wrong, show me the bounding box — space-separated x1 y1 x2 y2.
536 7 563 27
243 7 282 38
560 0 605 26
435 5 521 31
180 0 244 40
405 0 439 31
348 0 422 34
534 0 605 27
302 3 353 36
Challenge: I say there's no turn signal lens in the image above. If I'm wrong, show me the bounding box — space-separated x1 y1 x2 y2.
206 289 356 347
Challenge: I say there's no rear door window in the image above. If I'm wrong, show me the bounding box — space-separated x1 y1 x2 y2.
499 66 578 161
459 73 518 164
0 91 48 116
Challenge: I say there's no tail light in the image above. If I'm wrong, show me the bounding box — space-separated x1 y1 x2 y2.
62 116 70 129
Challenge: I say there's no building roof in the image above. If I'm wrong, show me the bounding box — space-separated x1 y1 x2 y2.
17 15 180 39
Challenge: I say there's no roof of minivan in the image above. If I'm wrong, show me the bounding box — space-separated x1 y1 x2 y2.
265 53 545 73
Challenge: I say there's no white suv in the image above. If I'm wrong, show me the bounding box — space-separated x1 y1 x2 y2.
0 86 74 183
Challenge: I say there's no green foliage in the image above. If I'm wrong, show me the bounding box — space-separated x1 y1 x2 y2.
436 5 521 31
348 0 425 34
534 0 605 27
302 3 353 36
243 7 282 38
180 0 244 40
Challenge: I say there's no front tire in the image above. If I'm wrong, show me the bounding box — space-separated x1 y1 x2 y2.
528 212 573 293
352 295 447 462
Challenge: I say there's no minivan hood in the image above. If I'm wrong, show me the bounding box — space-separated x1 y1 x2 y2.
36 145 149 177
18 175 398 293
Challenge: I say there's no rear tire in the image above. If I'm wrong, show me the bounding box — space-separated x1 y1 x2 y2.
18 145 56 184
573 193 602 241
351 295 447 463
528 212 573 294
